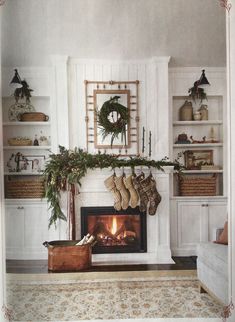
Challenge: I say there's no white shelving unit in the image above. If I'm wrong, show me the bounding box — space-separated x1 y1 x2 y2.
169 67 227 256
171 94 225 197
2 101 51 178
1 66 63 259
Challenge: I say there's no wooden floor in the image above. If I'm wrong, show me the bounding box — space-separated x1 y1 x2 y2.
6 256 197 274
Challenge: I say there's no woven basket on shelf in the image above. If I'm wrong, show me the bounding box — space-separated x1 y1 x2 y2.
5 178 45 199
8 138 32 146
18 112 49 122
179 175 217 196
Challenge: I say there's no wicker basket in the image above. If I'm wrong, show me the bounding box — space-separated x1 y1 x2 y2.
179 174 217 196
5 177 45 198
8 138 32 146
18 112 49 122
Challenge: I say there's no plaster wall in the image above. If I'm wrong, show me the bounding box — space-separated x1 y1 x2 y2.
1 0 226 67
0 8 6 320
227 8 235 321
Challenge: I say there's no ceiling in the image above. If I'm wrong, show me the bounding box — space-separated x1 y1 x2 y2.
1 0 226 67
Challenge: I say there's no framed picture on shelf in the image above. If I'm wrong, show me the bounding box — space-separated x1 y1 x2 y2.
184 150 213 170
25 155 46 173
19 159 33 173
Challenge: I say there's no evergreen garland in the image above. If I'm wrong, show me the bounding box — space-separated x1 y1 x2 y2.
44 146 183 227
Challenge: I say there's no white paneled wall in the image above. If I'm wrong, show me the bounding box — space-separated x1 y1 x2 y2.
68 57 170 159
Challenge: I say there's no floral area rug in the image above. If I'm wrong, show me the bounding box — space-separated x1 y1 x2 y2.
7 273 223 321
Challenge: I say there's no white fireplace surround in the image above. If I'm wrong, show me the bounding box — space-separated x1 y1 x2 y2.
57 56 173 264
72 167 174 265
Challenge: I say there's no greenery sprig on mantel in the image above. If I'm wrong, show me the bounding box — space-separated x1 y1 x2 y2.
44 146 183 227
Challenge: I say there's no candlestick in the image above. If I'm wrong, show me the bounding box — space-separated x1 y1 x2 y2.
142 127 145 153
210 126 215 141
149 131 152 158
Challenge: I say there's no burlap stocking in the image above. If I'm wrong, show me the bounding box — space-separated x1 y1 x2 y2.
140 173 161 215
132 173 149 212
114 174 130 210
104 174 122 211
123 175 139 208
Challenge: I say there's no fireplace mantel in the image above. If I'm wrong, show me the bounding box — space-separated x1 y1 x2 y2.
70 167 174 265
55 56 173 264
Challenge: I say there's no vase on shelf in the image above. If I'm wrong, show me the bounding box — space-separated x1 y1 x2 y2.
198 104 208 120
193 111 201 121
179 100 193 121
8 101 35 121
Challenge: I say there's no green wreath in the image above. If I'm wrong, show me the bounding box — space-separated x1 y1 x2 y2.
97 96 129 147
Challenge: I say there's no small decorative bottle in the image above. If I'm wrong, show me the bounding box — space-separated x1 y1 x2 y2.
210 127 215 142
199 105 208 120
33 135 39 146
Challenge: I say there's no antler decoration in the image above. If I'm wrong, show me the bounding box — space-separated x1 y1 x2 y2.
2 304 13 321
220 0 232 12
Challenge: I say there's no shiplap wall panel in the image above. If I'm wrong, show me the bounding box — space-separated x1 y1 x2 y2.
94 65 103 81
119 64 129 81
68 58 170 157
102 64 111 81
71 64 87 149
136 64 147 147
111 64 119 81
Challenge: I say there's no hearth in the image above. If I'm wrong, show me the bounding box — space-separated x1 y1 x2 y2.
81 206 147 254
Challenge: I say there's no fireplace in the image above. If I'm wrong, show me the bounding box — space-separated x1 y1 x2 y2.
81 206 147 254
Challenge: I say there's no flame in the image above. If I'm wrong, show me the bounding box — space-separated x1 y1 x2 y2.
111 216 117 235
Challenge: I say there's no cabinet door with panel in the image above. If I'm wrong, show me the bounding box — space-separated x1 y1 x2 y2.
5 200 59 260
170 198 227 256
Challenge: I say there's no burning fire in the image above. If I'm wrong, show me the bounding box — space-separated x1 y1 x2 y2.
111 216 118 235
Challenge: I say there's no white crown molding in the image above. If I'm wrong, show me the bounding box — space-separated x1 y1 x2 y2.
150 56 171 64
69 56 171 66
169 66 226 74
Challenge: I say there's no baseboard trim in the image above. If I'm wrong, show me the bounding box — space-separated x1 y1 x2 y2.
7 269 198 283
199 280 226 306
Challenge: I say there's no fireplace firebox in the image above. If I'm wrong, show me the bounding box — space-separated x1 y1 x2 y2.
81 206 147 254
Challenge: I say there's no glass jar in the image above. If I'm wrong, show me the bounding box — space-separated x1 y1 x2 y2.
198 105 208 120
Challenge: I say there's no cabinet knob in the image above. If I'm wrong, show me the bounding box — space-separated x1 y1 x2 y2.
202 204 209 207
17 206 24 210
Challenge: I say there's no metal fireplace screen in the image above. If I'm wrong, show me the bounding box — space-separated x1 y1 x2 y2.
81 206 147 254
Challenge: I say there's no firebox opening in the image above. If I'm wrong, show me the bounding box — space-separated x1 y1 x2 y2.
81 206 147 254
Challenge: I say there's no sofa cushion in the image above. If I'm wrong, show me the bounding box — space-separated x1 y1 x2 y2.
214 221 228 245
197 242 228 280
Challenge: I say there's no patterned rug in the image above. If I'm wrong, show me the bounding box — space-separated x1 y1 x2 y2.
6 271 223 321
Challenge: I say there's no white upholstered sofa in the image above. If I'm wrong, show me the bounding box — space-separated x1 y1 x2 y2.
197 241 228 304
